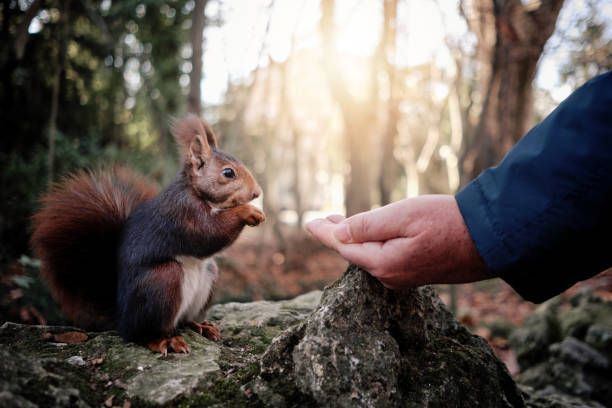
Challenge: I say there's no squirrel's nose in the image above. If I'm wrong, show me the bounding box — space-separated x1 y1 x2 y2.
252 187 262 200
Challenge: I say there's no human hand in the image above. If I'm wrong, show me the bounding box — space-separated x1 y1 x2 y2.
305 195 491 289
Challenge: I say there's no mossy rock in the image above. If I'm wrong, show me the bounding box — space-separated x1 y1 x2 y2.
255 266 524 407
0 291 321 407
511 291 612 408
4 266 601 407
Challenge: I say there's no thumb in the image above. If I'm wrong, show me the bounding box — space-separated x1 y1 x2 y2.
333 202 407 243
333 214 379 243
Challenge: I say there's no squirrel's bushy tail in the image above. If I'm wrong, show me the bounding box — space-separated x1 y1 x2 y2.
31 167 158 329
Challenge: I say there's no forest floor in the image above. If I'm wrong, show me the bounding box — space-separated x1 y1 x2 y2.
1 225 610 376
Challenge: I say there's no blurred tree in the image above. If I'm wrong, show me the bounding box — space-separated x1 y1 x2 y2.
13 0 43 60
47 0 69 184
188 0 207 115
394 64 452 197
460 0 564 183
118 0 191 182
320 0 377 215
378 0 401 206
0 0 191 261
558 0 612 89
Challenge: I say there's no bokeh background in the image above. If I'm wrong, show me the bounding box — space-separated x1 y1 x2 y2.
1 0 611 371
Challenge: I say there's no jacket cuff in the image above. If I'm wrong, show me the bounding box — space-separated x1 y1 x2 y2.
456 177 509 274
455 178 549 303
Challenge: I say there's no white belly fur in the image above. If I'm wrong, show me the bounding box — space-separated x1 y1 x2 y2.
174 256 218 326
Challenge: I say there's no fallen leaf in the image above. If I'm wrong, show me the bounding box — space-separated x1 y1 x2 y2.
53 331 88 344
9 288 23 300
104 395 114 407
89 357 104 366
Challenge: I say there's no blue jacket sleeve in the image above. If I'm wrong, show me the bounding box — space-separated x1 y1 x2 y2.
456 71 612 303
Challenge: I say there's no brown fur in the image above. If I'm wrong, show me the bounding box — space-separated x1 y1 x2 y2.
131 261 183 336
31 167 158 329
172 114 261 208
171 114 218 157
31 116 264 349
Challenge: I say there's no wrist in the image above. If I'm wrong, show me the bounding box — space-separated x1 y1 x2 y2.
449 196 491 282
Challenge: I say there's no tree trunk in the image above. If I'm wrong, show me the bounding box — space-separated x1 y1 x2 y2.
14 0 43 60
343 111 375 215
321 0 375 215
461 0 564 183
48 0 70 185
188 0 207 115
378 0 399 206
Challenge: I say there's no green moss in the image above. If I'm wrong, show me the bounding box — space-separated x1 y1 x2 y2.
221 325 280 356
174 363 262 407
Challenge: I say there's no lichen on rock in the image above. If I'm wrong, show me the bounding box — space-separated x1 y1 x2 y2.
255 265 524 407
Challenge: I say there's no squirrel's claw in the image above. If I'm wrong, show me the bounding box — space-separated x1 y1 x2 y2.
240 205 265 227
189 320 222 341
169 335 190 353
147 335 190 355
147 338 169 355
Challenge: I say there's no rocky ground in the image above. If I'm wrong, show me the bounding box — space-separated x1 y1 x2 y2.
511 292 612 407
0 266 610 407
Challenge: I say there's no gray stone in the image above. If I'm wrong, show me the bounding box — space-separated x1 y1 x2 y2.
207 290 322 330
0 348 90 408
559 292 612 340
520 385 606 408
121 332 221 404
255 265 524 407
510 299 562 369
585 324 612 356
550 337 609 370
514 297 612 407
65 356 86 366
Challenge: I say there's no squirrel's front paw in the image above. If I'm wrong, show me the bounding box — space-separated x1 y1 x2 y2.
241 205 265 226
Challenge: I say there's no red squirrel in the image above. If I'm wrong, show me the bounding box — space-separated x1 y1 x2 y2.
31 115 265 354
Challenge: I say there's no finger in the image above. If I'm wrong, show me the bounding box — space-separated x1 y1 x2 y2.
334 201 408 244
307 219 383 270
335 241 383 271
305 218 343 250
326 214 345 223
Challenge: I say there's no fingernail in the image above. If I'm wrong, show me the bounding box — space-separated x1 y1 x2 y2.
333 223 352 243
305 219 322 233
326 214 345 223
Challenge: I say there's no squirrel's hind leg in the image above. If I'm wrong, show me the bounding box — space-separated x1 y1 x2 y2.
118 261 188 353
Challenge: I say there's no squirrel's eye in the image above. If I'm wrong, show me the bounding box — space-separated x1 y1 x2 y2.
222 168 236 179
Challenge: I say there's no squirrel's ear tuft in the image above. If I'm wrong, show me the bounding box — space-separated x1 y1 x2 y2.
171 115 214 163
201 121 218 149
